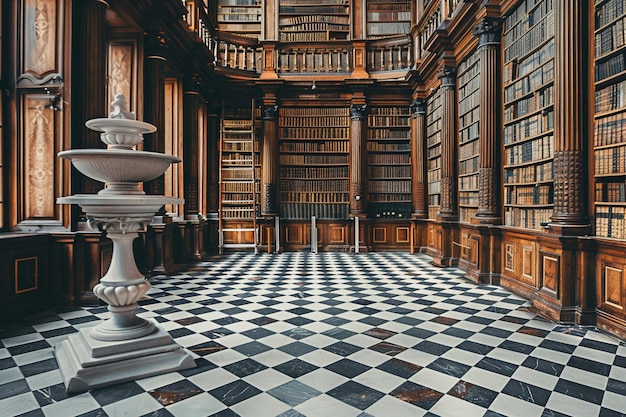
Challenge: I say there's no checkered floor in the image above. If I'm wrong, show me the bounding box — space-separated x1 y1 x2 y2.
1 252 626 417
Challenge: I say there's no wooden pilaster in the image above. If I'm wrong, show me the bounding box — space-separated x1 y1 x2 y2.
474 17 502 224
438 65 458 221
261 94 279 216
410 98 428 218
349 102 368 215
183 74 202 218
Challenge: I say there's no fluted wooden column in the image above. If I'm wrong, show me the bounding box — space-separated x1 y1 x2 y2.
410 98 427 218
207 101 221 215
183 74 202 218
143 31 167 196
350 103 368 215
73 0 108 196
474 17 502 224
439 65 458 221
551 1 588 228
261 102 279 216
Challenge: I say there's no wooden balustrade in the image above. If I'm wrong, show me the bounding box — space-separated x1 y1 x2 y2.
276 43 353 74
366 36 412 72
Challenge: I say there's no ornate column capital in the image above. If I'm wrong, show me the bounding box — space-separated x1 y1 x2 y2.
473 17 502 46
350 104 368 120
263 104 278 120
438 65 456 88
410 98 427 116
145 32 168 61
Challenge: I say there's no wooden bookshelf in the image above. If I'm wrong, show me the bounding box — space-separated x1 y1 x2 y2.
594 0 626 238
367 106 412 219
426 87 443 220
217 0 262 38
366 0 411 38
457 49 480 223
278 107 350 219
502 0 555 229
219 102 261 221
278 0 350 42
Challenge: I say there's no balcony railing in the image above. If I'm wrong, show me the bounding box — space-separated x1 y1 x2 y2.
182 0 413 77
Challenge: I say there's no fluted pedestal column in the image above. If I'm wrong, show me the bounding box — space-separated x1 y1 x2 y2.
438 66 458 221
350 104 368 215
262 103 279 216
411 98 427 219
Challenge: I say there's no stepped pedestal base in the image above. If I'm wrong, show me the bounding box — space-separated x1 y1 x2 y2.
54 324 195 394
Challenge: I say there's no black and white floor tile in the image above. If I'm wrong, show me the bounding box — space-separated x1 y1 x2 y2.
1 252 625 417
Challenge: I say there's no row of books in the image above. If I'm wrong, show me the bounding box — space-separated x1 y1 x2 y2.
223 119 253 127
457 51 480 86
279 154 348 165
218 0 260 6
280 166 349 179
428 157 441 170
595 16 626 59
222 208 257 220
595 50 625 82
221 193 255 203
596 205 626 238
594 112 626 147
221 169 254 180
281 107 349 117
368 193 412 203
460 207 479 223
367 153 411 164
459 156 479 176
504 58 554 104
280 141 349 153
368 115 410 126
459 121 479 144
458 88 479 116
279 116 349 127
595 181 626 202
367 11 411 20
596 0 626 29
504 112 554 146
504 160 554 184
595 78 626 113
222 182 255 193
460 107 479 130
279 5 347 14
427 144 441 161
459 191 479 206
367 165 411 178
426 120 442 139
279 14 349 26
280 23 348 33
218 13 261 22
427 171 441 189
504 207 552 230
504 85 553 123
505 134 553 165
367 23 411 36
222 141 253 152
367 142 411 152
595 145 626 174
459 173 479 191
368 180 411 193
504 9 554 63
280 178 348 192
280 127 349 139
280 191 350 203
459 139 479 160
505 184 553 205
279 203 350 220
370 107 411 116
367 130 410 140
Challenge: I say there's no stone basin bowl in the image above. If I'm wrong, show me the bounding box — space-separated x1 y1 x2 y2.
58 149 181 184
86 118 156 149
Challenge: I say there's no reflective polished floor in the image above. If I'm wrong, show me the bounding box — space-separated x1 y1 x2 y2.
1 252 625 417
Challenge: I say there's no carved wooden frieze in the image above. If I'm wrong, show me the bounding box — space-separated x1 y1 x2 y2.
24 0 58 76
108 41 136 112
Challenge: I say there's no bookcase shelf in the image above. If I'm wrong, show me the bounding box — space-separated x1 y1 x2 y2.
278 0 349 42
503 0 555 230
279 107 350 219
426 87 443 220
594 0 626 238
366 0 411 38
367 106 412 219
220 102 261 221
217 0 262 37
457 49 480 223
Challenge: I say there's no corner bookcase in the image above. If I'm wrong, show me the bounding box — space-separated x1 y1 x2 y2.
426 87 443 220
366 0 412 38
502 0 555 229
217 0 262 38
457 49 480 223
278 106 350 219
594 0 626 238
366 106 412 219
278 0 350 42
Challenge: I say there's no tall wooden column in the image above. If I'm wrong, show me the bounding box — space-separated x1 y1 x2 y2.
73 0 108 196
410 98 427 218
261 101 279 216
350 103 368 215
551 1 589 229
143 31 167 196
474 18 502 224
438 65 458 221
183 74 202 219
207 101 221 215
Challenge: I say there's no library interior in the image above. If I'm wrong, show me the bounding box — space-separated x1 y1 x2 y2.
1 0 626 416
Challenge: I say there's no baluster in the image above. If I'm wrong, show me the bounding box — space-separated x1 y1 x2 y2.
243 47 248 70
222 42 228 67
291 50 297 72
388 46 394 70
345 49 351 71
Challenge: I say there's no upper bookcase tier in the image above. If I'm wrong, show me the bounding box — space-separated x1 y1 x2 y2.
366 0 411 38
279 0 349 41
217 0 262 37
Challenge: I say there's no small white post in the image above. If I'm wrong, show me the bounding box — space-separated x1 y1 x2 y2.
355 216 360 253
275 216 280 253
311 215 317 253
